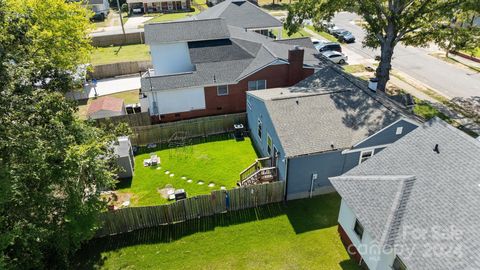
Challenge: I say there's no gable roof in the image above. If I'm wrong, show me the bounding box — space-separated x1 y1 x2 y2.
145 18 230 43
87 96 124 115
195 0 282 29
331 118 480 269
248 62 402 157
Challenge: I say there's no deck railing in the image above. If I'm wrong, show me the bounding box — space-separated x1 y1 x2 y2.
239 157 276 186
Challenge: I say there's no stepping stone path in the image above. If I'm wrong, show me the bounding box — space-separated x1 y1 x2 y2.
220 186 226 190
169 173 174 177
181 176 187 180
197 180 204 185
156 167 162 170
165 171 170 174
187 179 193 183
208 183 215 187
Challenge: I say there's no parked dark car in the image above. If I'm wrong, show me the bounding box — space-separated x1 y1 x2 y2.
337 31 356 43
315 42 342 53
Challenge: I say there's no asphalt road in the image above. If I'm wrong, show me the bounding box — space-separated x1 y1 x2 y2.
331 12 480 99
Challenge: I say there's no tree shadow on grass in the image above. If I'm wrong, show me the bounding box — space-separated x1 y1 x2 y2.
285 193 342 234
340 259 360 270
73 203 285 269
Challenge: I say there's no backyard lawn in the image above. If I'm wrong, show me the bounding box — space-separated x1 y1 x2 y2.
116 136 259 206
145 9 200 24
77 193 358 270
90 44 150 65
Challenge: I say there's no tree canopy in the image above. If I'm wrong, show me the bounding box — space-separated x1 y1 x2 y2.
0 0 119 268
286 0 480 91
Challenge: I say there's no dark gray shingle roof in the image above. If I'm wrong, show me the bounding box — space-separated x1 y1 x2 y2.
142 24 321 91
145 18 230 43
195 0 282 29
331 118 480 269
248 64 402 157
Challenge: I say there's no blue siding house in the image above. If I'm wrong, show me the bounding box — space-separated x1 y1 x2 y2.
246 63 419 200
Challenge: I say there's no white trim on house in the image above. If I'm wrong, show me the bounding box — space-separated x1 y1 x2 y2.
216 85 229 96
341 144 390 155
358 149 375 164
351 118 419 148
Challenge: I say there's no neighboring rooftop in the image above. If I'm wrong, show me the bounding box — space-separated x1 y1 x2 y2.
248 62 403 157
87 96 124 115
142 24 321 91
331 118 480 269
145 18 230 44
195 0 282 29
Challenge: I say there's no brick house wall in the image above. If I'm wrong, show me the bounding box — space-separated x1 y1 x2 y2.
151 48 315 123
152 64 314 123
338 224 362 265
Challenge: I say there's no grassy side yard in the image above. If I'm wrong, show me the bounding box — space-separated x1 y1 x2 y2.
146 9 200 24
76 90 140 119
91 44 150 66
116 137 258 206
305 25 337 42
413 98 451 123
78 193 358 270
276 27 312 39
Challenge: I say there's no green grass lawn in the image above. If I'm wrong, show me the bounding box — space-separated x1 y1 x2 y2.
91 44 150 65
343 64 366 74
146 9 200 24
413 98 451 122
305 25 338 42
276 27 312 39
461 47 480 58
116 136 259 206
77 193 358 270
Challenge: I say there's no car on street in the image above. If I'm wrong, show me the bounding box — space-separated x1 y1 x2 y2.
322 51 348 64
331 28 347 37
315 42 342 53
337 30 355 43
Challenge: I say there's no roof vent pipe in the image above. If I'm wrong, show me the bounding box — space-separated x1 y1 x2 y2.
433 144 440 154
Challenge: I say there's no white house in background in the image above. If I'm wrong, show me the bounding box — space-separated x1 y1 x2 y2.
87 96 126 120
84 0 110 18
330 118 480 270
114 136 135 179
194 0 283 39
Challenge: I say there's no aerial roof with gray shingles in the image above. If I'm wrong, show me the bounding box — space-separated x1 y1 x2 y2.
331 118 480 269
142 24 321 91
248 62 402 157
194 0 282 29
145 18 230 43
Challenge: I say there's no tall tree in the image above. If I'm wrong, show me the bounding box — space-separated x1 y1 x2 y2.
0 0 118 268
286 0 480 91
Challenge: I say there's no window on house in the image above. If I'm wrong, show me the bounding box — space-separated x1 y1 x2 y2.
257 119 262 139
392 256 407 270
248 80 267 91
267 134 272 155
354 219 364 241
217 85 229 96
359 150 374 164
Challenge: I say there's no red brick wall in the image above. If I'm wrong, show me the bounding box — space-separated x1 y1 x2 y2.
338 224 362 265
152 64 314 123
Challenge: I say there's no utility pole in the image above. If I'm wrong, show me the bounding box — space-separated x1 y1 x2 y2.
116 0 126 44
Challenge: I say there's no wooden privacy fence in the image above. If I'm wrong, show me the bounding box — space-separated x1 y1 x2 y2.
131 113 247 145
90 61 152 79
91 30 145 47
95 112 151 127
95 181 285 238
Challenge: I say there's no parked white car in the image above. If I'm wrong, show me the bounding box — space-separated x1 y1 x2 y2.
322 51 348 64
311 38 322 46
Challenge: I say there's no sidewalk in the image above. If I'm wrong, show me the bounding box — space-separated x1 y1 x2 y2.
449 53 480 69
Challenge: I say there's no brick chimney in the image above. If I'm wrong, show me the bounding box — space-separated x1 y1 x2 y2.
287 46 305 86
